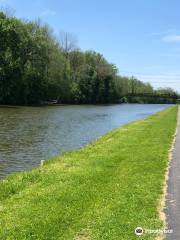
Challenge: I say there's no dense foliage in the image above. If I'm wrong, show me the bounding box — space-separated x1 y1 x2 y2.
0 12 178 105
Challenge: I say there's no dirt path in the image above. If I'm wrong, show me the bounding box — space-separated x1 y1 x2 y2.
165 106 180 239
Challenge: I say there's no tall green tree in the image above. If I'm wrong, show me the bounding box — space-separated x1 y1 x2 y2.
0 12 178 105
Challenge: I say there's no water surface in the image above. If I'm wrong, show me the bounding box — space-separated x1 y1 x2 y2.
0 104 170 179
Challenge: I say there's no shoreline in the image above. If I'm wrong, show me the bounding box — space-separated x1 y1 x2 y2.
0 103 175 109
0 106 178 239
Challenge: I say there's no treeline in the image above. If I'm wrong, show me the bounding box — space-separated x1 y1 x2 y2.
0 12 179 105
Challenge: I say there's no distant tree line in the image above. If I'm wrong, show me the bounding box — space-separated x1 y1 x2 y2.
0 12 179 105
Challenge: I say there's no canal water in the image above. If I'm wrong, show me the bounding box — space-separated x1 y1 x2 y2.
0 104 170 179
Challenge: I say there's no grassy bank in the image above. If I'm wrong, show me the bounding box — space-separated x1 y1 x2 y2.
0 106 178 240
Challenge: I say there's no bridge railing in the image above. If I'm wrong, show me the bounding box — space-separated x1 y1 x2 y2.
126 93 179 99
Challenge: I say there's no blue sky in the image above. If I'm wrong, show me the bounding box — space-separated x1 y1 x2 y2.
1 0 180 92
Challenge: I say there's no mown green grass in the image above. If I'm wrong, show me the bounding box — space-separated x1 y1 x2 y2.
0 106 178 240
